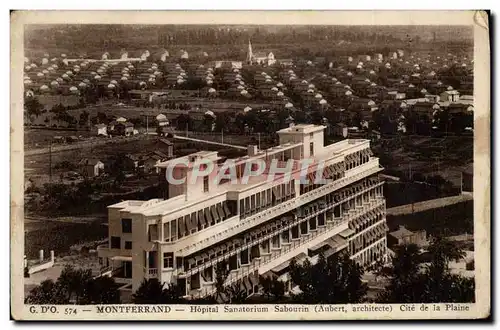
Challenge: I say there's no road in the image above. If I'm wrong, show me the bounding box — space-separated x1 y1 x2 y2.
24 134 151 156
173 134 248 150
386 194 473 216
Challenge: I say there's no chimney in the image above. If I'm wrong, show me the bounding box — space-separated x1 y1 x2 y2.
50 250 55 262
247 145 258 157
39 250 44 263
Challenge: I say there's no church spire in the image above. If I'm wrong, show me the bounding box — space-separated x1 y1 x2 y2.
246 39 253 64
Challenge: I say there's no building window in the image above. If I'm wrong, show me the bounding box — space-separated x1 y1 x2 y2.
272 235 280 249
240 249 249 265
110 236 121 249
171 219 177 241
121 218 132 233
163 252 174 268
203 176 209 192
309 142 314 156
291 225 299 239
309 217 317 231
300 221 308 235
164 222 170 242
260 240 270 254
124 241 132 250
148 224 158 241
281 230 290 243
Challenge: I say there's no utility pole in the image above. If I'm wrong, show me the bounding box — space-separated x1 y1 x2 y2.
460 171 463 195
221 128 224 145
258 132 261 150
49 142 52 184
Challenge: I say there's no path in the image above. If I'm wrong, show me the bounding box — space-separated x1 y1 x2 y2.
386 194 473 216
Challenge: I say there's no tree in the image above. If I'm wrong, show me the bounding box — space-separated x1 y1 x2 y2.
225 282 248 304
214 261 229 302
132 278 186 304
378 238 475 303
289 252 367 304
25 279 68 304
24 97 44 119
259 275 286 302
377 244 425 303
81 276 120 304
25 265 120 304
79 110 90 126
132 279 165 304
422 237 473 303
57 265 93 303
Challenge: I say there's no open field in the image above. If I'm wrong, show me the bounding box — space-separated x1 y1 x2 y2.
374 135 473 185
386 200 473 237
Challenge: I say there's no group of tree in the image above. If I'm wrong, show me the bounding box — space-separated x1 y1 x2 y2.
25 236 474 305
24 97 44 120
130 236 474 305
25 265 120 304
25 179 102 214
376 237 475 303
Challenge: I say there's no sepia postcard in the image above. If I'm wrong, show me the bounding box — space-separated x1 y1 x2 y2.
10 10 490 320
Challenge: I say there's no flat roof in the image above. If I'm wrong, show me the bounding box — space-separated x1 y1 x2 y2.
277 124 326 135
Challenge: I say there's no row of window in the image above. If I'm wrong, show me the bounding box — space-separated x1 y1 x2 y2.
345 148 373 171
147 200 237 243
349 206 385 232
183 207 335 275
182 176 383 275
352 240 386 267
239 182 296 220
349 223 387 255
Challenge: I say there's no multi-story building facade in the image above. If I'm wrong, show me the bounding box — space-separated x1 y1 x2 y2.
98 124 388 300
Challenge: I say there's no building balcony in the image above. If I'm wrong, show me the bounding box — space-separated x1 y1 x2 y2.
176 158 383 257
195 198 385 298
144 267 158 278
182 188 385 280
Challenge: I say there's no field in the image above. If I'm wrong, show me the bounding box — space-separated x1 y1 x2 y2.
383 181 460 208
386 200 473 237
24 128 93 149
25 220 108 259
374 135 473 186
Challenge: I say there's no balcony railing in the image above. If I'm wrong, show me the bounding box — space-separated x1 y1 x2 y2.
144 268 158 276
176 158 382 257
195 198 385 298
182 184 384 280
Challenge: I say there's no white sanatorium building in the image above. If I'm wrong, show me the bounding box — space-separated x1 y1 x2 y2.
97 124 388 299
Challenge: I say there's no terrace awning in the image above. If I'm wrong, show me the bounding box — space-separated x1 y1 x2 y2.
184 214 193 233
111 256 132 262
339 228 356 238
327 235 348 251
272 186 282 200
216 204 225 220
204 208 213 225
198 210 207 227
190 213 198 231
223 202 231 218
211 206 220 223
